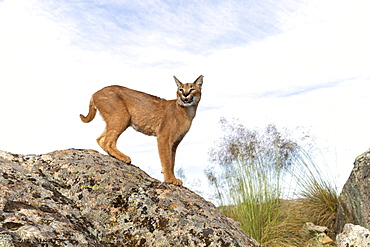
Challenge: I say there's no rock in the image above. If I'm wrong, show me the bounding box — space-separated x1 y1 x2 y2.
335 149 370 234
302 222 334 246
302 222 330 235
0 149 259 246
336 223 370 247
316 233 334 245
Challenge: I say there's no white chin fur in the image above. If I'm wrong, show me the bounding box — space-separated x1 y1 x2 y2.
182 102 193 107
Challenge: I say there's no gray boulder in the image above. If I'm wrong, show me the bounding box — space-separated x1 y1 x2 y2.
335 149 370 234
336 223 370 247
0 149 259 246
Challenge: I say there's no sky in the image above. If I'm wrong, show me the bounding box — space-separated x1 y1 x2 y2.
1 0 370 201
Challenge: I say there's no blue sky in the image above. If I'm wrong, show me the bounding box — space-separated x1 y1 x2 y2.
1 0 370 200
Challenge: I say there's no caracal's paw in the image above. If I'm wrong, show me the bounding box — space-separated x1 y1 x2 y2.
114 154 131 164
165 177 183 186
121 156 132 164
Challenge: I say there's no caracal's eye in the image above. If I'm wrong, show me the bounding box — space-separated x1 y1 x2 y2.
189 88 195 93
179 88 184 92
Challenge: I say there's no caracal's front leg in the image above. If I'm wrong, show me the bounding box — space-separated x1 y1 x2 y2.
171 138 183 176
157 136 183 186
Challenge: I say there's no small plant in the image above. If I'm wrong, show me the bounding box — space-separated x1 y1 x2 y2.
206 118 338 246
210 155 307 246
293 151 339 230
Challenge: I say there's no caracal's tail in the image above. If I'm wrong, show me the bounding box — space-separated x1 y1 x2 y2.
80 98 97 123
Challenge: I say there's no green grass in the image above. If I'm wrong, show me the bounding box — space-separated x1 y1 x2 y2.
293 152 339 231
212 151 338 246
206 121 339 246
213 157 301 246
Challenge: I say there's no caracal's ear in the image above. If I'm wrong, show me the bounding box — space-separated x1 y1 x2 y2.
194 75 203 89
174 76 182 88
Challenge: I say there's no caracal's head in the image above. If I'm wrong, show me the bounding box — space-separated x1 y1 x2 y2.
174 75 203 107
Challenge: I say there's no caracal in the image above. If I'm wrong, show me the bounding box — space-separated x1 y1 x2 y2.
80 75 203 185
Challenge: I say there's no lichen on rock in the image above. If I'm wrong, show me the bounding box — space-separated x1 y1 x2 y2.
335 148 370 234
0 149 259 246
336 223 370 247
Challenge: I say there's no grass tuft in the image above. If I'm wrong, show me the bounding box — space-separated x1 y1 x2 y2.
293 152 339 230
206 120 339 246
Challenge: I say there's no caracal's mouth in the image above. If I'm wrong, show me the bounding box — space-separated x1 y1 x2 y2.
183 98 192 104
178 95 198 107
181 98 194 105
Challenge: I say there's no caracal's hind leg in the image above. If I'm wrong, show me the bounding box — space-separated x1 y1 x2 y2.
96 100 132 163
102 119 131 163
97 129 107 151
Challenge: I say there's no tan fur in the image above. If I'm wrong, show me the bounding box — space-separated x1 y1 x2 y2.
80 75 203 185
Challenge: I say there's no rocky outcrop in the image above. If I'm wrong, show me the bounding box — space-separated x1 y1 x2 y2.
0 149 259 246
335 149 370 234
336 223 370 247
